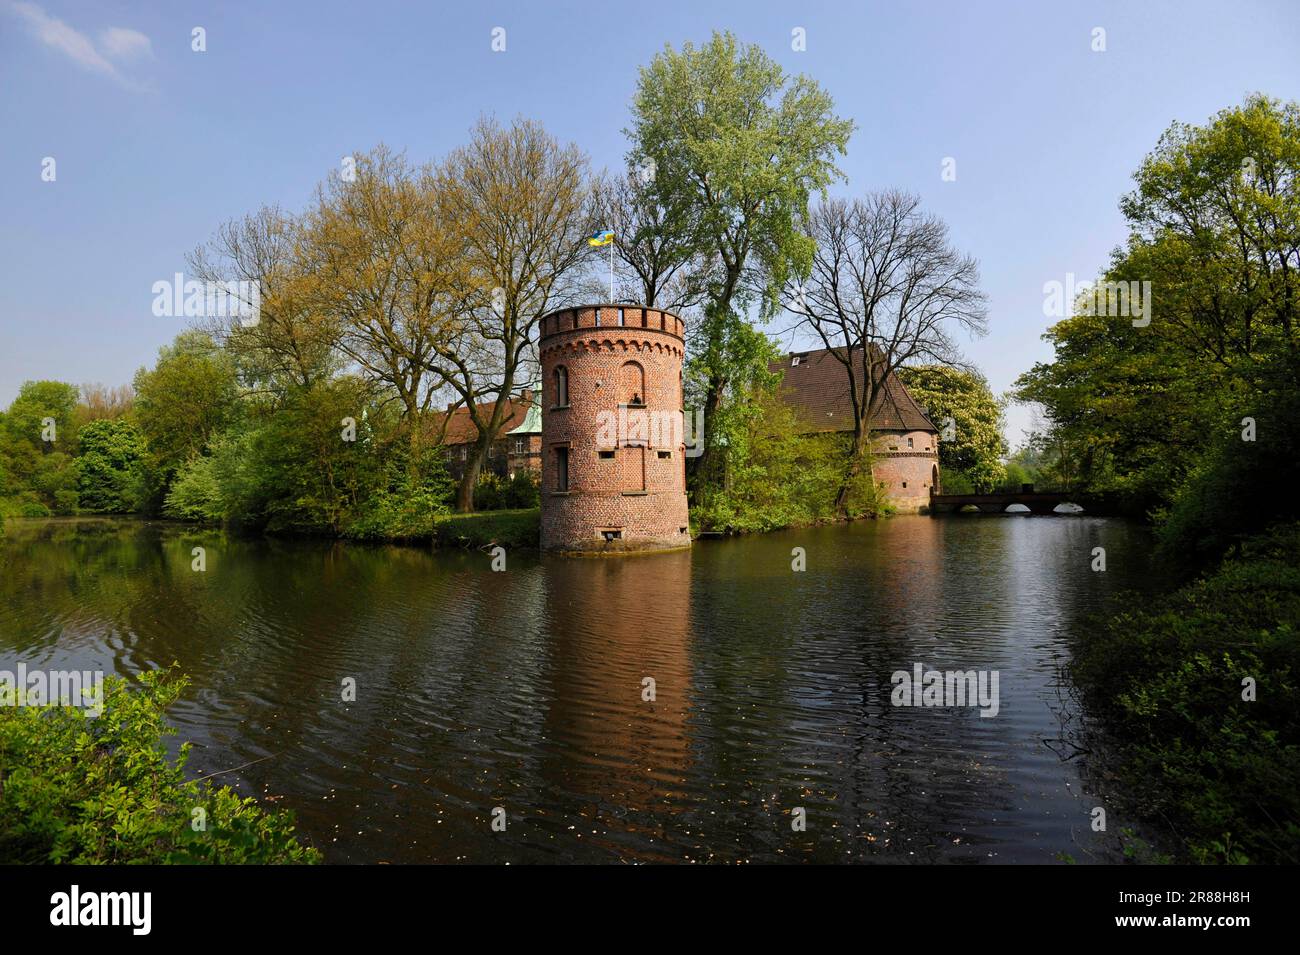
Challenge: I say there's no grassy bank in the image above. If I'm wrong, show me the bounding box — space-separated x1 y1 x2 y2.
1072 523 1300 864
431 508 539 550
0 670 318 864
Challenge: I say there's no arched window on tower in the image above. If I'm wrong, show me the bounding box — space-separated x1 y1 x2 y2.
620 361 645 407
554 365 569 407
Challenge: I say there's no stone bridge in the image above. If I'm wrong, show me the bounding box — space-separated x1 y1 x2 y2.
928 485 1116 515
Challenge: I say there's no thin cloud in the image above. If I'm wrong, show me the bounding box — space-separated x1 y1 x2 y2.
5 2 151 89
99 26 152 61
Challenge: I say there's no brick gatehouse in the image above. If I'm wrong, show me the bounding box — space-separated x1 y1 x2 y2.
768 347 942 512
539 304 691 553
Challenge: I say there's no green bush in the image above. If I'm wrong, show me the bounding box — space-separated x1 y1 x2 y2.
0 669 318 864
1072 523 1300 863
472 471 540 511
345 441 456 540
0 493 51 518
693 386 887 534
1157 365 1300 568
939 470 976 495
164 453 225 522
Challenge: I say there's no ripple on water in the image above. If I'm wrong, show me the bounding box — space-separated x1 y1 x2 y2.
0 516 1169 863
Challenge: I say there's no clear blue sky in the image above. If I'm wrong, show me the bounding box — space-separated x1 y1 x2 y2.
3 0 1298 446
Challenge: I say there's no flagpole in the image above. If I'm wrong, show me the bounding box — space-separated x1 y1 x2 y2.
609 241 614 302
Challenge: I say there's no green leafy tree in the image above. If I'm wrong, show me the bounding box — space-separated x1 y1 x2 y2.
627 31 854 493
0 381 80 514
75 419 145 513
897 366 1006 492
1015 94 1300 522
133 331 241 510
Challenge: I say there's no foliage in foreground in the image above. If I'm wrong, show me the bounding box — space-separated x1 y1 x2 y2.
1072 524 1300 864
0 670 319 864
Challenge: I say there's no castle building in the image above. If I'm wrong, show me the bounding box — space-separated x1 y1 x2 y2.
439 388 542 481
768 347 941 512
539 304 691 553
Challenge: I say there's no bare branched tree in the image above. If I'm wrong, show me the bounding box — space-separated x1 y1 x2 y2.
188 206 337 396
784 191 988 509
304 146 467 437
589 167 711 310
428 116 591 512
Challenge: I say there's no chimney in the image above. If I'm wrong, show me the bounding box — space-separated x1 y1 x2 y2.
521 387 533 405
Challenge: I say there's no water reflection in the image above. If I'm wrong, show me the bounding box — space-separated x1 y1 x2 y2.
0 515 1165 863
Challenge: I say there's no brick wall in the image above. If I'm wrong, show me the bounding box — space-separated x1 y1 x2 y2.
872 429 940 512
540 305 691 552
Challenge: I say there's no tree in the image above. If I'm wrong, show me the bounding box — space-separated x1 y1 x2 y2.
75 383 134 427
627 31 854 492
133 332 240 509
189 206 338 397
429 116 591 512
896 365 1006 492
1119 94 1300 382
784 193 988 510
0 381 81 514
305 147 463 428
589 167 709 310
1 380 79 451
1015 95 1300 512
75 419 144 513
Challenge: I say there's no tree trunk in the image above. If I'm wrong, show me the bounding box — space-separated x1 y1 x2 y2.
688 373 726 503
455 434 490 513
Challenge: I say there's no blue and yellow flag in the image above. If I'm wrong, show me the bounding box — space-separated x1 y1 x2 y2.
587 229 615 247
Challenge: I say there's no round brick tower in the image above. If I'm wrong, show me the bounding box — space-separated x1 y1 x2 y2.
539 304 691 554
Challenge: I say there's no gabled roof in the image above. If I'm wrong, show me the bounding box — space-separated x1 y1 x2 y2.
768 347 938 434
438 391 540 446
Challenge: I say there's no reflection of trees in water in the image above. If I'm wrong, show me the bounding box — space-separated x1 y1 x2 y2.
0 515 1166 863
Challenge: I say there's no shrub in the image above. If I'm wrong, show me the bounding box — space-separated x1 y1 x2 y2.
0 493 51 518
1158 369 1300 568
694 400 887 535
0 669 318 864
1071 523 1300 863
939 470 975 495
472 471 540 512
346 442 455 540
164 453 224 523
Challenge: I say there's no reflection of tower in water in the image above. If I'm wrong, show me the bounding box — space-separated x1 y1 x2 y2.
540 549 693 850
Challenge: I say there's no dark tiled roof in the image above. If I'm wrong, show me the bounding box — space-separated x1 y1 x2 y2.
768 347 937 434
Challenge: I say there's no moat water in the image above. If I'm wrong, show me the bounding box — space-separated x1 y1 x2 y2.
0 515 1166 864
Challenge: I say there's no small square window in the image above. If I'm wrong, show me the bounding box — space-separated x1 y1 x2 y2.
657 450 671 460
598 450 615 460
